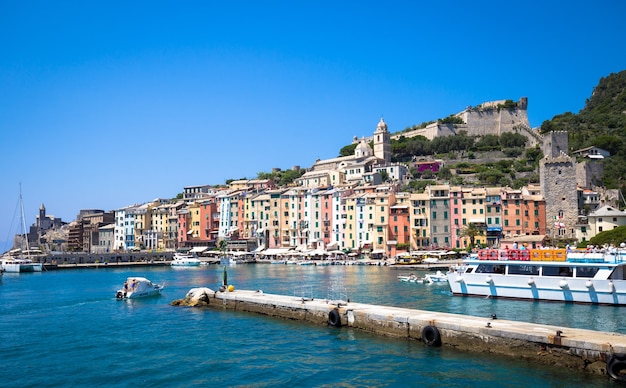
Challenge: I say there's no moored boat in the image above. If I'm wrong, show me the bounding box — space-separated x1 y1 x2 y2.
397 274 423 283
423 270 447 284
447 247 626 305
1 256 43 272
115 276 164 299
220 256 238 265
2 186 44 273
171 253 201 266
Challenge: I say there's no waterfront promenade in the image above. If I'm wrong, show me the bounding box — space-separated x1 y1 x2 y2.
37 251 460 271
38 251 175 270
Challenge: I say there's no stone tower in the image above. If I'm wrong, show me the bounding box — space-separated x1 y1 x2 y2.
38 203 46 229
539 132 578 241
373 117 391 164
542 130 569 158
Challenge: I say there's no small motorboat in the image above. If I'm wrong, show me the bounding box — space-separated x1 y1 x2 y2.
424 270 448 284
116 277 164 299
397 274 423 283
171 253 202 266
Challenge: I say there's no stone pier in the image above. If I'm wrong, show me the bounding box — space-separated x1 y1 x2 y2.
173 287 626 380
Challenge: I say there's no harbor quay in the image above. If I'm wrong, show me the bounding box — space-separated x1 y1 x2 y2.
37 252 176 270
174 287 626 380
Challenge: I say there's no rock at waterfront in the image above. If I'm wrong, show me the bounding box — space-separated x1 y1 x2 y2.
170 287 215 307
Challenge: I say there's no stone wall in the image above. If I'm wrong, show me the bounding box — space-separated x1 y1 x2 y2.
576 160 604 189
543 131 569 159
390 98 538 147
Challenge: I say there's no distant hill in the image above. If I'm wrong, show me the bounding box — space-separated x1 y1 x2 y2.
540 70 626 190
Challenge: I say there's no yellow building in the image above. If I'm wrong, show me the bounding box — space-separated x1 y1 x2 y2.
460 187 487 247
410 192 429 250
264 189 286 248
367 191 394 255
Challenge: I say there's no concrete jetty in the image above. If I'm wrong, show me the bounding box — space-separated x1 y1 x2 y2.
173 287 626 380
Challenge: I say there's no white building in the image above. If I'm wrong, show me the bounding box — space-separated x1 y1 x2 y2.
581 206 626 242
296 118 392 188
114 205 140 251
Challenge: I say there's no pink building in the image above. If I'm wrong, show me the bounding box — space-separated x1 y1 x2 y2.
413 160 441 173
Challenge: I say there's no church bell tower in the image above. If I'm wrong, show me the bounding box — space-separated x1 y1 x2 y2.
373 117 391 164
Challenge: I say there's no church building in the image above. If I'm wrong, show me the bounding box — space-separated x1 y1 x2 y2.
296 118 401 188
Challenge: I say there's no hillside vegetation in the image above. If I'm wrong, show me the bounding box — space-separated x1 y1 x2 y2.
541 70 626 190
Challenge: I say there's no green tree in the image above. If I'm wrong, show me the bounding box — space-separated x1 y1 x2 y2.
475 135 500 151
438 114 465 125
437 166 452 180
589 225 626 247
500 132 527 148
339 143 358 157
460 223 484 249
593 135 624 155
406 180 436 192
217 239 228 256
525 147 543 164
477 168 505 185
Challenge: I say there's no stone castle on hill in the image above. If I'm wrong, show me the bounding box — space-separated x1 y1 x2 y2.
366 97 542 147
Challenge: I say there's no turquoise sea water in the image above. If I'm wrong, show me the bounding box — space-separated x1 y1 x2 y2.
1 264 620 387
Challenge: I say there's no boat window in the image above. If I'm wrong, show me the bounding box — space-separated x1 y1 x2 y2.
575 267 600 278
475 264 504 274
542 266 573 277
508 264 540 276
609 267 626 280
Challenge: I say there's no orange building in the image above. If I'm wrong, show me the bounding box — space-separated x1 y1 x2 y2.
502 188 546 241
388 203 410 257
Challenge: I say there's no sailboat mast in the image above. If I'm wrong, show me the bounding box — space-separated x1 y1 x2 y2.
19 183 31 258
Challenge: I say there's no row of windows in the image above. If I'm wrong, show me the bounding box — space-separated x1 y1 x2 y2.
473 264 600 278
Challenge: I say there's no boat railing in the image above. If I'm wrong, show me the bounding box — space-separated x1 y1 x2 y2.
475 248 626 264
567 249 626 264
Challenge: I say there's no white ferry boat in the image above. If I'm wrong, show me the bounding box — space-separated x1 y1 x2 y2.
447 248 626 305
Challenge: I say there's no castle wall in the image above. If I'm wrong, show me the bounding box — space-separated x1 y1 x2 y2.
389 98 537 146
397 123 466 141
460 106 531 138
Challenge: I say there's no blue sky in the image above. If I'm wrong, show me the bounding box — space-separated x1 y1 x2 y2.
1 1 625 250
